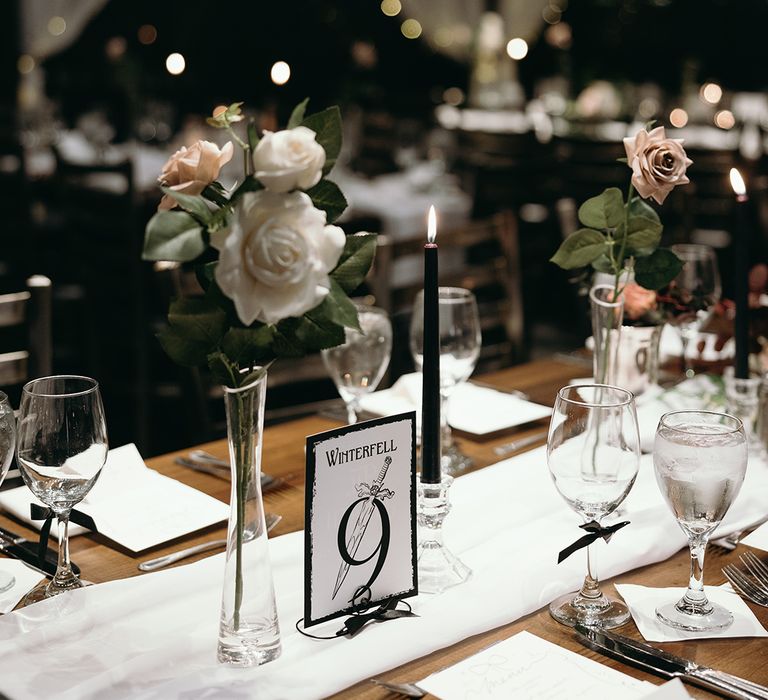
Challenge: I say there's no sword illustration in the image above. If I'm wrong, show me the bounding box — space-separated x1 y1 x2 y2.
332 456 395 600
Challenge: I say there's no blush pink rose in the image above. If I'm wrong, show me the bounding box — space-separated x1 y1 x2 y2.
157 140 233 210
622 281 657 320
623 126 692 205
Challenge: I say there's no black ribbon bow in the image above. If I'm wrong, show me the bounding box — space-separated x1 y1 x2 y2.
557 520 629 564
30 504 98 568
337 597 417 637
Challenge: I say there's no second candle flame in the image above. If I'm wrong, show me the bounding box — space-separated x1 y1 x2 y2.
427 205 437 243
730 167 747 197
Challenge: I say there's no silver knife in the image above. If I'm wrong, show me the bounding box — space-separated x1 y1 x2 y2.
575 624 768 700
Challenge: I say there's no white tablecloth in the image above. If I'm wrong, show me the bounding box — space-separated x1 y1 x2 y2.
0 447 766 700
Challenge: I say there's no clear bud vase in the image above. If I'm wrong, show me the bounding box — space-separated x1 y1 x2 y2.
217 370 281 667
590 285 624 385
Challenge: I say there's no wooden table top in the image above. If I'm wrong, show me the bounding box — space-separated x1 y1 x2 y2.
6 358 767 698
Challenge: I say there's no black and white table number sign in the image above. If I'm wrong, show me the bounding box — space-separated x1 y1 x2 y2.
304 412 417 627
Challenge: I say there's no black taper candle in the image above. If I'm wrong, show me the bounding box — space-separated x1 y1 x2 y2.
730 168 750 379
421 206 441 483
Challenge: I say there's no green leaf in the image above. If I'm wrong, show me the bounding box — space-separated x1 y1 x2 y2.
220 326 275 367
160 188 213 223
305 179 347 222
309 279 360 331
301 106 342 174
330 233 377 293
294 314 345 351
287 98 309 129
158 327 212 367
634 248 684 290
142 211 205 262
195 261 217 291
578 188 624 230
247 119 259 151
629 196 660 224
167 297 227 346
202 183 230 207
230 176 263 202
207 351 240 387
550 229 608 270
625 215 663 255
591 254 615 274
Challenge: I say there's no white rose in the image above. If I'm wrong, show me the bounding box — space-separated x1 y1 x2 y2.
215 191 345 326
252 126 326 193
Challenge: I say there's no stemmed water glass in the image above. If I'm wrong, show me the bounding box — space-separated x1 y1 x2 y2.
653 410 747 631
16 376 108 602
663 244 721 379
322 303 392 424
0 393 17 593
410 287 481 475
547 384 640 628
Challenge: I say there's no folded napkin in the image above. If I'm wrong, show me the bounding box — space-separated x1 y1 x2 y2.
359 373 551 435
616 583 768 642
742 522 768 551
0 559 46 614
1 448 767 699
0 444 229 552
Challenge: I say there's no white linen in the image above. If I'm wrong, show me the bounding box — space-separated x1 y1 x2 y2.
743 522 768 551
616 583 768 642
0 444 229 551
418 630 653 699
0 560 46 614
0 447 767 699
360 373 551 435
642 680 692 699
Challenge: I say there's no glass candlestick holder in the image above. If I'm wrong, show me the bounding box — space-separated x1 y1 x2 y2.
417 476 471 594
724 367 761 448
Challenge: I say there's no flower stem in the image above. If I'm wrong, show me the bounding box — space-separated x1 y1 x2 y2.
613 180 636 298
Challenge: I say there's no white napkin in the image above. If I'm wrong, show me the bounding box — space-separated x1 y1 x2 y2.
641 679 692 699
359 373 551 435
742 521 768 551
0 444 229 552
418 630 653 699
0 560 46 614
616 583 768 642
1 449 767 699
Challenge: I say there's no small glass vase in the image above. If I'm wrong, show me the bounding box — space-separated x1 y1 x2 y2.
590 285 624 385
217 369 281 667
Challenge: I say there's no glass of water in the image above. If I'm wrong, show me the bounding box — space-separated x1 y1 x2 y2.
0 393 17 593
654 410 747 631
16 376 108 601
547 384 640 628
410 287 481 475
322 303 392 424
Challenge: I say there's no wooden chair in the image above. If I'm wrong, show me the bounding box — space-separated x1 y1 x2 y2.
370 212 525 373
0 275 52 389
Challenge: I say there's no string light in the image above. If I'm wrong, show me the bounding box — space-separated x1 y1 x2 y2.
270 61 291 85
506 38 528 60
165 53 186 76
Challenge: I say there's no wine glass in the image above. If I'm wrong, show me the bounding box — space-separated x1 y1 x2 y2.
547 384 640 629
0 393 17 593
410 287 481 475
662 244 721 378
653 410 747 631
321 303 392 424
16 376 108 602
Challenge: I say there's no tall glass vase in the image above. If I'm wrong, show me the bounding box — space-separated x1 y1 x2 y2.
217 370 281 667
590 285 624 385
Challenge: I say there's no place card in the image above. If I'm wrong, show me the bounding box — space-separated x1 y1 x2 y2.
0 444 229 552
418 631 653 699
742 521 768 552
304 412 416 627
615 583 768 642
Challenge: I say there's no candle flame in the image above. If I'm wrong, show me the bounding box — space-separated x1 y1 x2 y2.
427 205 437 243
730 168 746 196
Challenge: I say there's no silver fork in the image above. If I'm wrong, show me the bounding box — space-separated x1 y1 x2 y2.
723 555 768 607
138 512 282 572
370 679 425 698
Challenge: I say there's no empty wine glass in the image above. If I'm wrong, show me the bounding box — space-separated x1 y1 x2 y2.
0 393 17 593
322 303 392 424
16 376 108 602
662 244 721 379
654 410 747 631
547 384 640 628
410 287 481 475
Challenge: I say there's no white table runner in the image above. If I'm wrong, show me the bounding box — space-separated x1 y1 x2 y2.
0 447 766 700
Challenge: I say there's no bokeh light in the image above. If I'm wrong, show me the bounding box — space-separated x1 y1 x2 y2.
165 53 186 76
401 19 422 39
701 82 723 104
138 25 157 45
443 87 465 106
506 37 529 60
48 16 66 36
669 108 688 128
715 110 735 129
17 55 35 75
270 61 291 85
380 0 401 17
